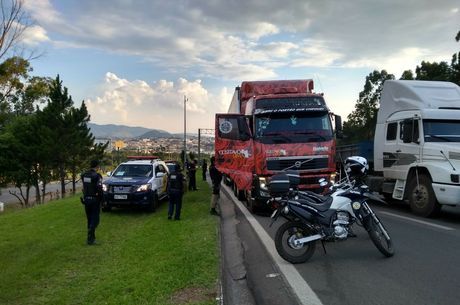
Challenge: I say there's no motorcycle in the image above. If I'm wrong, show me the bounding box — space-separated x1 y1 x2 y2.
268 157 394 264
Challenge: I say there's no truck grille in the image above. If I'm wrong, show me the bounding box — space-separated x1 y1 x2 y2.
266 156 328 171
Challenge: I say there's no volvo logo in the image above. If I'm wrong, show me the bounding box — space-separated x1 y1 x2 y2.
294 161 302 168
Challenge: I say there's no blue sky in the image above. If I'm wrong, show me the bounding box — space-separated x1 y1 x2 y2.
20 0 460 133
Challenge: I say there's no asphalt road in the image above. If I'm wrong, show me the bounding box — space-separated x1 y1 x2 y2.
229 188 460 305
0 181 82 205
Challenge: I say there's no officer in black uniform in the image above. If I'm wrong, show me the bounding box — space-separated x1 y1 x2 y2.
167 164 185 220
81 160 103 245
209 156 222 215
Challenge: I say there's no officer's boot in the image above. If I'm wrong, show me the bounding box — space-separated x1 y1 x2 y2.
87 229 92 245
88 228 96 245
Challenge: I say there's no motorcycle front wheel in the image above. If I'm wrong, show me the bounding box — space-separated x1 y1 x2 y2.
274 221 317 264
367 215 394 257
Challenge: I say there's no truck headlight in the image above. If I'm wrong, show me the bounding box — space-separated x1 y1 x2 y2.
259 177 268 191
136 184 151 192
102 184 108 192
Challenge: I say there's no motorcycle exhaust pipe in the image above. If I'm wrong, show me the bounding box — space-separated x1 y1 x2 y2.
293 234 323 247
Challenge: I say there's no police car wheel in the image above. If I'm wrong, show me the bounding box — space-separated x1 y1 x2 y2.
102 204 112 212
147 193 158 213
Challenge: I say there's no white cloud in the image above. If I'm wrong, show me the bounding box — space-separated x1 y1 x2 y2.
246 22 280 40
17 24 49 45
24 0 460 81
86 73 228 132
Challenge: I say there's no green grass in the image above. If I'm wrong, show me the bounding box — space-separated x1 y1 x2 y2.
0 176 219 305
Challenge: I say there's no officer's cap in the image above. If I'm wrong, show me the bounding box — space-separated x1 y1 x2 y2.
90 160 100 168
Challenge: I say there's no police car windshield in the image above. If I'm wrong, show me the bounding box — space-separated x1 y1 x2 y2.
113 164 153 178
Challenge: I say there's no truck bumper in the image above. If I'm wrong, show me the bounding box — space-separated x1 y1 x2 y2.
432 183 460 205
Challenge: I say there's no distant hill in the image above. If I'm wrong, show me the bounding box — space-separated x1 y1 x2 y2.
88 123 169 139
138 129 177 139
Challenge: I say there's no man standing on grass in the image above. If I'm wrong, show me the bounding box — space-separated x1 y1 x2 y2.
81 160 103 245
167 164 186 220
209 156 222 216
188 159 198 191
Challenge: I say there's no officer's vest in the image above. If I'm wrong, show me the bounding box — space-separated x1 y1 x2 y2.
82 170 100 197
169 173 183 191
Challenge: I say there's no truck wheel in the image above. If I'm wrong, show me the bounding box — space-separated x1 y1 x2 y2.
407 175 441 217
233 184 245 201
246 195 256 213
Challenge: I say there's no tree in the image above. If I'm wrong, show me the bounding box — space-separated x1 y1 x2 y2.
0 0 33 60
400 70 414 80
0 56 30 125
343 70 395 143
0 115 39 206
451 52 460 86
415 61 451 81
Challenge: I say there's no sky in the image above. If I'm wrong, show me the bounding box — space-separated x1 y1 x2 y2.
19 0 460 133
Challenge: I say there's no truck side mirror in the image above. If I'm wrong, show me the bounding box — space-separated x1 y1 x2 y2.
334 115 343 139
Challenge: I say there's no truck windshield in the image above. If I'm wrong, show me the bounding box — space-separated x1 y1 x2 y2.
254 112 333 144
423 119 460 142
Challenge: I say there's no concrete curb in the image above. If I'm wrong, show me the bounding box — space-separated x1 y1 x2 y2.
219 186 256 305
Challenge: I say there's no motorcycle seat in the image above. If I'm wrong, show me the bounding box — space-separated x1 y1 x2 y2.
297 196 333 212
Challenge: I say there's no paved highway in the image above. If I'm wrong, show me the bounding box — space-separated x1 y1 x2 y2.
0 181 82 206
226 186 460 305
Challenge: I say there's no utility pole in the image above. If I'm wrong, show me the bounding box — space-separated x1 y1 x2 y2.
183 95 188 168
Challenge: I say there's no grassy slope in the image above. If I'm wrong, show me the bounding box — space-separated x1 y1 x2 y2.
0 177 218 305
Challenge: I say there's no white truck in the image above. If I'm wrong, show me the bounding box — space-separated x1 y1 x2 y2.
372 80 460 217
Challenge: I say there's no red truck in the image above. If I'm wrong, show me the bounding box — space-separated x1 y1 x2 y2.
215 79 342 212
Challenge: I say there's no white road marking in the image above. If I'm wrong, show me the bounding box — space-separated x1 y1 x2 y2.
379 211 455 231
224 185 323 305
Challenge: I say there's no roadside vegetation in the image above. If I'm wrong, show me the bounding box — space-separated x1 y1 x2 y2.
0 177 219 305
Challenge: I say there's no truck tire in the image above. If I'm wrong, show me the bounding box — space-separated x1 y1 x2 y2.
233 183 245 201
407 175 441 217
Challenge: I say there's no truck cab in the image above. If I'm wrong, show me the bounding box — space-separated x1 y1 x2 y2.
374 80 460 216
215 80 342 212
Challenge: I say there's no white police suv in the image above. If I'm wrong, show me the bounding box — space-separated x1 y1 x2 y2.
102 156 169 212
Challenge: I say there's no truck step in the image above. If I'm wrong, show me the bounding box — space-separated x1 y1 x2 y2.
392 179 406 200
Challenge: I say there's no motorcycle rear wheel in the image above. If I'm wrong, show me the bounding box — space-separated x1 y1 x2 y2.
275 221 317 264
367 215 394 257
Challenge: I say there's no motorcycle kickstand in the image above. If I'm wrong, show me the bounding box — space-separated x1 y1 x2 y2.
321 240 327 254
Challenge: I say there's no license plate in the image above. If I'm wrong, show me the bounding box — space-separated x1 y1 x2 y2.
271 209 279 218
114 194 127 200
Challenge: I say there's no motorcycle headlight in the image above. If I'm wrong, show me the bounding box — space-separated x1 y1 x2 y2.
330 173 336 184
352 201 361 210
102 184 108 192
136 184 151 192
259 177 268 191
283 206 289 214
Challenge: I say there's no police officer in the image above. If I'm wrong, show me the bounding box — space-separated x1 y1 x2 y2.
188 159 198 191
202 159 208 181
167 164 185 220
209 156 222 215
81 160 103 245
